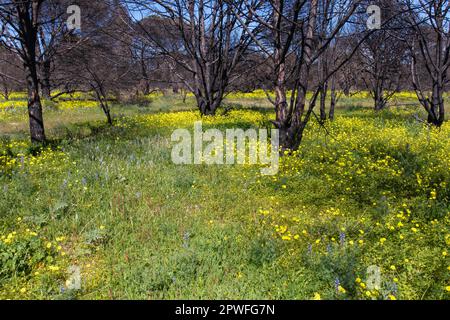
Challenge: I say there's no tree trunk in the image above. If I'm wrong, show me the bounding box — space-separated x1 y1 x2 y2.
195 86 223 116
274 22 288 127
143 82 150 95
93 87 113 125
2 83 9 100
319 82 328 122
41 59 51 99
104 103 113 125
285 84 311 151
26 64 46 143
428 81 445 126
274 78 288 127
374 85 385 111
141 54 150 95
318 52 328 122
197 96 219 116
329 76 336 120
281 0 318 151
15 0 46 143
100 99 113 125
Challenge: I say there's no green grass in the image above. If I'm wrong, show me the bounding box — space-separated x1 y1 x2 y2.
0 93 449 300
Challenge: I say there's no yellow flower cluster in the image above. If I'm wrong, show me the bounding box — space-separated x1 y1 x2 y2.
116 109 268 130
223 90 428 101
253 109 449 300
0 143 68 174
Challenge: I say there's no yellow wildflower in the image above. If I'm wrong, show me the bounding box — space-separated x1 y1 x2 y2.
312 293 321 300
338 286 346 294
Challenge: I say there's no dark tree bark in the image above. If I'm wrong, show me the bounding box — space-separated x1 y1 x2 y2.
319 83 328 122
93 86 113 125
19 1 46 142
329 75 337 120
235 0 361 151
0 0 47 142
21 1 46 142
406 0 449 127
356 0 407 112
41 59 51 99
25 61 46 142
1 79 9 100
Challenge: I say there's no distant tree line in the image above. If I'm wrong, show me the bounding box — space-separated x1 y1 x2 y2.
0 0 448 149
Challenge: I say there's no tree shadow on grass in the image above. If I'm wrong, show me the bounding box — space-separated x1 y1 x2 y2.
44 121 121 151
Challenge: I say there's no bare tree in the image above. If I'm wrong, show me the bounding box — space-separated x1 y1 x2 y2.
125 0 257 115
356 0 409 111
313 0 373 122
61 0 137 124
132 19 156 95
0 0 47 142
327 37 356 120
233 0 362 150
316 0 345 121
0 45 24 100
130 16 189 95
405 0 449 126
36 0 76 99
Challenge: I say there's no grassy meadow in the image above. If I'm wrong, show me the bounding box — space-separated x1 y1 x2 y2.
0 91 449 300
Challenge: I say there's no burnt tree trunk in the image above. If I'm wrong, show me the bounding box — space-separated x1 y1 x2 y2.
280 0 318 151
196 93 222 116
18 1 46 143
1 81 9 100
318 53 328 122
273 1 288 127
319 82 328 122
429 80 445 126
408 2 448 127
140 49 150 95
329 75 336 120
25 61 46 143
411 47 446 127
373 84 386 111
92 84 113 125
41 59 51 99
101 100 113 125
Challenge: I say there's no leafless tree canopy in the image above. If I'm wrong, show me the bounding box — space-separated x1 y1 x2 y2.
0 0 449 147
